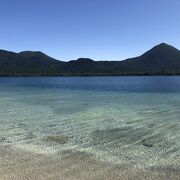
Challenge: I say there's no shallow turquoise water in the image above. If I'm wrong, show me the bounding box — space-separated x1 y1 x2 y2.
0 77 180 169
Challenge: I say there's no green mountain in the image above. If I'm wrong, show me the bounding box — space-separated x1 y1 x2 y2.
121 43 180 74
0 43 180 76
0 50 65 76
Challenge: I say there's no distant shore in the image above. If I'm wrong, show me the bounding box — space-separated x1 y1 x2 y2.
1 72 180 77
1 43 180 78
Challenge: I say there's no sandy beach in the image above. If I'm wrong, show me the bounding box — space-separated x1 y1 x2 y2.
0 145 179 180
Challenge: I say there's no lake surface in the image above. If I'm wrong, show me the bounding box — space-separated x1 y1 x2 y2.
0 76 180 178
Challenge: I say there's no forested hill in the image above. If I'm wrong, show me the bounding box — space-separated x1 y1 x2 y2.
1 43 180 76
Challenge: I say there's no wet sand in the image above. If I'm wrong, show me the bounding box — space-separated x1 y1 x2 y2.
0 145 179 180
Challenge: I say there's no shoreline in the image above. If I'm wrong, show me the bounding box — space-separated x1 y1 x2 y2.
1 74 180 77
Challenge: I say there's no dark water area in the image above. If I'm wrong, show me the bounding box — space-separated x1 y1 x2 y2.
1 76 180 93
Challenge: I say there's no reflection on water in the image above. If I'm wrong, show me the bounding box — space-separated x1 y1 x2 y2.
0 76 180 169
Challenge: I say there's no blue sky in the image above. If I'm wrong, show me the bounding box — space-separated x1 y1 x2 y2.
0 0 180 61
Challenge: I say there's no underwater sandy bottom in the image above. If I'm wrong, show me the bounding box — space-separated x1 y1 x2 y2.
0 145 179 180
0 77 180 179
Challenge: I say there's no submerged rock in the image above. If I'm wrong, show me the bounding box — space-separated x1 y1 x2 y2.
142 140 153 147
0 136 6 142
43 135 70 144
